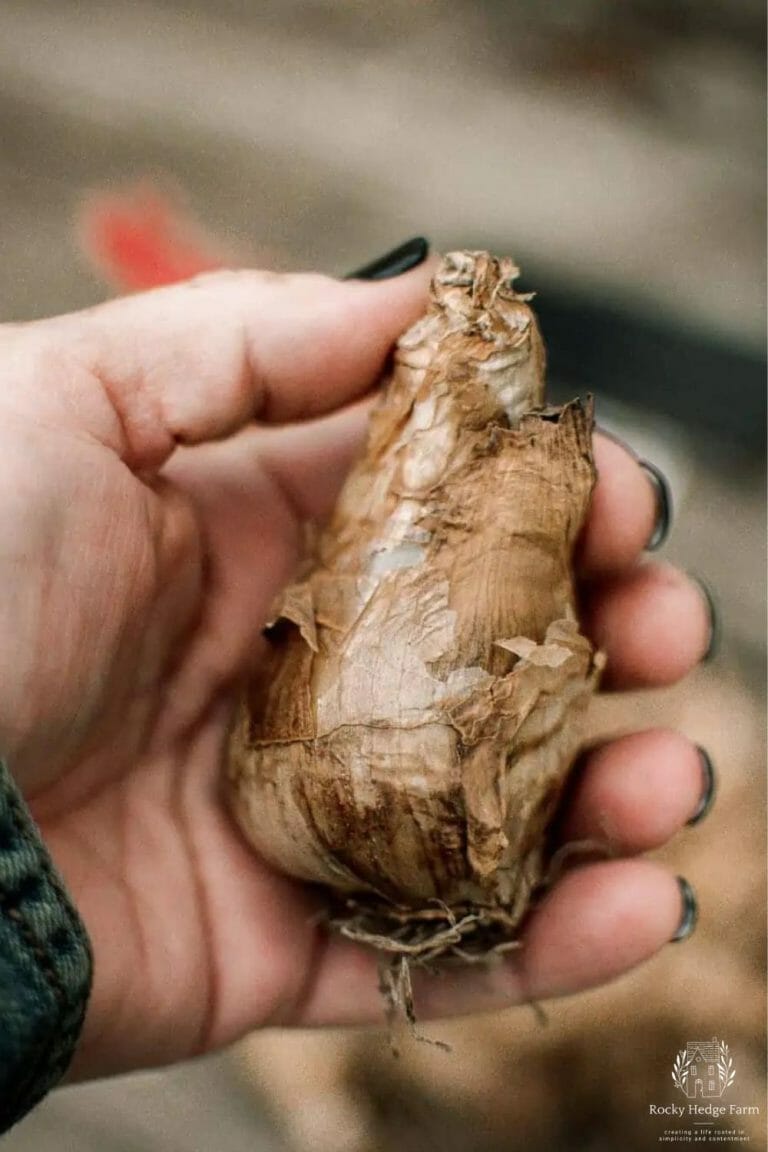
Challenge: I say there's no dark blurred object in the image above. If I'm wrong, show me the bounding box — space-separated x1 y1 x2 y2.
533 284 766 457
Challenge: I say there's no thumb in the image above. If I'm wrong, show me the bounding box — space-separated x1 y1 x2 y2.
16 259 433 472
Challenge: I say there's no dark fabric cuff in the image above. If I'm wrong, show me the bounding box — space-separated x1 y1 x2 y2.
0 758 93 1132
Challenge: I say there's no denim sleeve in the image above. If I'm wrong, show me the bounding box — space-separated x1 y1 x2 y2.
0 758 93 1132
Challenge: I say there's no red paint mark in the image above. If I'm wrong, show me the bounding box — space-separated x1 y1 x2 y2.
78 183 231 291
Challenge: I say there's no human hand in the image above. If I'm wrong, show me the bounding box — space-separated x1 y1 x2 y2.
0 259 713 1079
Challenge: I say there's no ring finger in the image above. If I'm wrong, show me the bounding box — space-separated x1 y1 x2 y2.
556 729 715 856
582 561 715 690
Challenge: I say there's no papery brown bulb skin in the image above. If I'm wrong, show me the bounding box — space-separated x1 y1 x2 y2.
228 252 602 952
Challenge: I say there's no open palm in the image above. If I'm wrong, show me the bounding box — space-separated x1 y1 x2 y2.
0 266 711 1080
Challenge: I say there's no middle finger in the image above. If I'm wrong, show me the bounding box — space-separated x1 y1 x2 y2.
577 432 670 578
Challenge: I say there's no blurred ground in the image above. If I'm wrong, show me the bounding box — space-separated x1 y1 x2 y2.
1 2 765 1150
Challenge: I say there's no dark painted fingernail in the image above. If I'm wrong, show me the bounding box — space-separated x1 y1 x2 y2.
638 459 673 551
690 575 721 662
345 237 429 281
687 746 716 826
670 876 698 942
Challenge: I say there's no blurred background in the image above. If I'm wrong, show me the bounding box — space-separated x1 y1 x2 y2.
2 1 765 1149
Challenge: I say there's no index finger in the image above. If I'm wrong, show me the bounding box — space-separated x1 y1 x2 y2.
14 261 434 474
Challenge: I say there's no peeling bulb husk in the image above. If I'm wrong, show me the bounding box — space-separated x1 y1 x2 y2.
227 251 603 963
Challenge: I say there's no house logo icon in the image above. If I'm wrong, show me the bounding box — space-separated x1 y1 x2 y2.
672 1038 736 1099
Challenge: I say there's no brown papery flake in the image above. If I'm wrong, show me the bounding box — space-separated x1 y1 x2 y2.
228 251 603 966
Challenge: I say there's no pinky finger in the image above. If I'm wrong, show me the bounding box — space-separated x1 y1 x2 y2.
411 859 691 1016
294 860 693 1027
